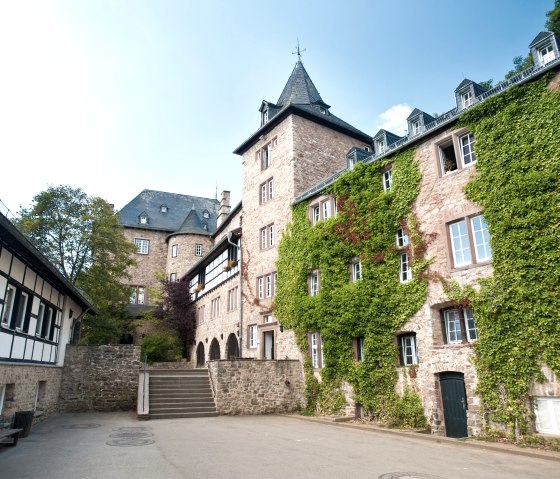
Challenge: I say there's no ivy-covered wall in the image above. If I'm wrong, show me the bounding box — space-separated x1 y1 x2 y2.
276 70 560 435
276 148 428 427
459 73 560 432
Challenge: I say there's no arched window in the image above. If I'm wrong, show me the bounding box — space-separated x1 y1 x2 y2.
209 338 221 360
196 342 205 368
226 333 239 359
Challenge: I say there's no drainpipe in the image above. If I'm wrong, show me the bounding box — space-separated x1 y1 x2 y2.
227 228 243 358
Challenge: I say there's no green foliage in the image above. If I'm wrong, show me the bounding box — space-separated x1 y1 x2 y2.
276 148 428 425
17 185 137 344
546 0 560 37
458 75 560 431
141 330 183 364
395 383 428 429
505 55 533 80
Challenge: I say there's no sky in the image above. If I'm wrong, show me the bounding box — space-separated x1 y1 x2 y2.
0 0 553 215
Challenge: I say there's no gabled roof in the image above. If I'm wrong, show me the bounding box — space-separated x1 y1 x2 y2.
175 208 211 236
455 78 474 92
276 61 329 108
119 190 219 234
373 129 403 145
529 31 554 48
407 108 436 126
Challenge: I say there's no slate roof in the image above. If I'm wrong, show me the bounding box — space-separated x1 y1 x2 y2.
529 31 554 48
119 190 219 235
277 61 329 107
407 108 436 124
373 129 403 145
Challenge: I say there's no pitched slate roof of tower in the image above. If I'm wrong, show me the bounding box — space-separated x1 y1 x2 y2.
119 189 219 234
277 61 328 107
234 61 371 154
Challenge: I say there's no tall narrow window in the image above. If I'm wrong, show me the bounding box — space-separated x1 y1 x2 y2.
171 244 178 258
248 324 258 348
471 215 492 262
351 261 362 282
399 253 411 283
312 206 320 224
269 224 275 247
195 244 202 256
383 169 393 192
449 220 471 266
268 178 274 199
260 227 267 249
323 201 331 219
459 133 476 166
443 309 463 343
137 287 145 305
309 331 324 368
36 303 45 335
399 334 418 366
261 144 271 169
15 291 29 330
257 277 264 299
309 271 319 296
439 141 458 174
1 285 15 326
170 273 177 283
266 275 272 298
461 91 473 108
261 183 267 204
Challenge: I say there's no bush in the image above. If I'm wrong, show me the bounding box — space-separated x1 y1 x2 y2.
141 330 182 363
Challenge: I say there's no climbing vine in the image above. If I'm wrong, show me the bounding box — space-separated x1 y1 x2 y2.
276 148 428 426
457 73 560 433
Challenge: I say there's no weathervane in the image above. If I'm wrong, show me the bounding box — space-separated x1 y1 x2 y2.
292 39 306 61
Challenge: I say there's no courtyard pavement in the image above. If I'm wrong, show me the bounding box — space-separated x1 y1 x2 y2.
0 412 559 479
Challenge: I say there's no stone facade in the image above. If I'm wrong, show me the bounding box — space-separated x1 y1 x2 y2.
165 233 213 281
59 345 141 412
208 359 304 415
0 364 62 422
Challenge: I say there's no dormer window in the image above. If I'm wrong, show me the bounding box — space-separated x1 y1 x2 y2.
461 91 473 109
160 204 168 213
262 109 269 125
202 210 210 219
530 32 559 67
539 44 555 65
411 119 421 136
376 139 386 154
139 213 149 224
319 106 327 114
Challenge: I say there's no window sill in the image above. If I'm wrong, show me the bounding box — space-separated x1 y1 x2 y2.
450 260 491 272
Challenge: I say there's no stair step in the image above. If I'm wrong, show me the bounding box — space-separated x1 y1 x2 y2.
149 411 219 419
150 405 217 413
150 397 214 404
148 369 208 376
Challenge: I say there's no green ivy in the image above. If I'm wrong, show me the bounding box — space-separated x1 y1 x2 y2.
457 74 560 432
276 149 427 426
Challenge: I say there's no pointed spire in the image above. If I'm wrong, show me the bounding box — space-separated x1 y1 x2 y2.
276 61 328 108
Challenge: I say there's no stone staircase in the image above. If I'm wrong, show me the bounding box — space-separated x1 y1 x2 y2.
148 369 218 419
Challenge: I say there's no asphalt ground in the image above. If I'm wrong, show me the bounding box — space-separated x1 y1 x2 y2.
0 412 559 479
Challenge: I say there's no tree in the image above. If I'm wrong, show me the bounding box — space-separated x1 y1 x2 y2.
154 279 196 358
17 185 137 343
546 0 560 37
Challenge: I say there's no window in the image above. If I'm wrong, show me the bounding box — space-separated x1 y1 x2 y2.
354 336 365 361
312 206 320 224
227 286 239 311
459 133 476 166
260 224 275 249
211 297 220 319
266 275 272 297
376 138 386 154
322 201 331 220
172 244 178 258
442 308 477 343
248 324 258 348
262 109 269 125
15 291 29 330
160 205 168 213
449 215 491 267
129 286 145 304
399 252 411 283
36 302 45 335
538 44 555 65
197 305 205 325
257 277 264 299
257 273 276 299
195 244 202 256
351 261 362 282
396 228 409 247
170 273 177 283
309 271 319 296
139 214 148 224
268 179 273 199
0 384 4 415
534 397 560 434
461 91 473 108
260 143 272 169
412 119 421 135
398 333 418 366
135 239 150 255
309 196 336 224
261 183 267 204
439 140 458 174
260 179 273 205
319 106 327 114
263 314 274 323
383 169 392 192
309 331 324 368
1 284 15 326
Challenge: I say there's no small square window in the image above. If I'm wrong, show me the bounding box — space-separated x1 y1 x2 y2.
396 228 409 248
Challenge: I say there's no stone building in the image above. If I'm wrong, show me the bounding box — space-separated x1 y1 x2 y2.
0 211 94 421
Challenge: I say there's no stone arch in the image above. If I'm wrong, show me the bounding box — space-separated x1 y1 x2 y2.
226 333 239 359
209 338 221 360
196 342 205 368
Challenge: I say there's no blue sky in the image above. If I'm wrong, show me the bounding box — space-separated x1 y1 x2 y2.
0 0 553 214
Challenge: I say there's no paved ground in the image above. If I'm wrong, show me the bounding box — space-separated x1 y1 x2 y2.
0 412 558 479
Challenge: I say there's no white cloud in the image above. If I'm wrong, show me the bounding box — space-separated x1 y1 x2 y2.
375 103 412 136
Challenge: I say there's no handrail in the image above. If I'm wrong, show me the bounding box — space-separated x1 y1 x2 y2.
142 353 147 412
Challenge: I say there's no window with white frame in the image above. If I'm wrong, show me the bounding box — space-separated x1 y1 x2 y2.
309 270 320 296
15 291 29 330
449 215 491 267
461 90 473 108
376 138 386 154
260 143 272 170
439 140 458 174
263 314 274 323
266 275 272 297
172 244 178 258
248 324 258 348
1 284 15 326
396 227 409 247
354 336 365 361
260 224 274 249
211 297 220 319
534 397 560 434
227 286 239 311
351 261 362 282
197 305 205 325
170 273 177 283
261 183 267 204
269 224 275 247
129 286 145 304
312 205 320 224
257 276 264 299
459 133 476 166
309 196 336 225
257 273 276 299
383 169 393 192
135 239 150 255
323 201 331 220
259 177 273 205
538 44 555 65
195 244 202 256
412 119 421 135
139 214 148 224
309 331 324 368
398 333 418 366
442 308 477 344
399 252 411 283
268 178 273 199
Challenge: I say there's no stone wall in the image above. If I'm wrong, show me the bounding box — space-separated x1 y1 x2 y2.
208 359 304 415
0 364 62 423
59 345 141 412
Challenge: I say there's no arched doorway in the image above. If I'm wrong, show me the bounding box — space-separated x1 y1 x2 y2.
209 338 221 360
226 333 239 359
196 342 205 368
439 371 468 438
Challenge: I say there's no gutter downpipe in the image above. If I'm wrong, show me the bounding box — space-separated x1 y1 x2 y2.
227 228 242 358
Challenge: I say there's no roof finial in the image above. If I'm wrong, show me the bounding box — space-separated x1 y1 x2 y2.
292 38 306 62
215 179 218 200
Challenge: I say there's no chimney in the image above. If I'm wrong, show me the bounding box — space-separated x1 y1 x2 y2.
217 190 231 228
